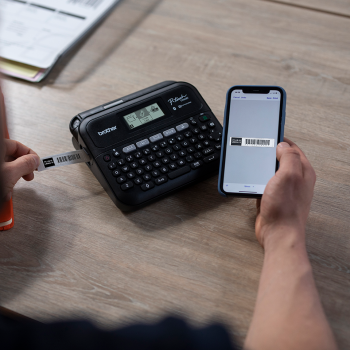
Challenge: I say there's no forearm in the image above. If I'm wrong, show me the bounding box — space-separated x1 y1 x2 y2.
244 226 337 350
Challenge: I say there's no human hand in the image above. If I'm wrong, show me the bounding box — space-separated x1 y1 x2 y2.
2 139 40 201
255 138 316 247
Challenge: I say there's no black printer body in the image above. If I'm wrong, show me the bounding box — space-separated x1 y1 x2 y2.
70 81 223 211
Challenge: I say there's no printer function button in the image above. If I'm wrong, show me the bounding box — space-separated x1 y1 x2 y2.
163 128 176 137
149 133 163 143
136 139 150 148
191 160 203 169
113 151 120 158
123 144 136 154
203 153 220 163
155 176 168 186
176 123 189 132
198 115 210 122
121 181 134 191
141 182 155 191
103 155 111 162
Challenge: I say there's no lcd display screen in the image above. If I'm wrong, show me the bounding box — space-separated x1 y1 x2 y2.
123 103 165 129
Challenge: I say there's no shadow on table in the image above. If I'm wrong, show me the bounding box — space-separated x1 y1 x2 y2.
0 188 60 304
2 0 163 90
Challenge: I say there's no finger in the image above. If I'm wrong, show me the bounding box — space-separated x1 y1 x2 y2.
23 172 35 181
276 142 303 177
283 138 316 183
4 154 40 186
4 139 38 159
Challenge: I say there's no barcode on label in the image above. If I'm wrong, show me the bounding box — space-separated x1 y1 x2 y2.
68 0 102 8
57 153 81 163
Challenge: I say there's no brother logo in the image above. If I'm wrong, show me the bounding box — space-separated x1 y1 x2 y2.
98 126 117 136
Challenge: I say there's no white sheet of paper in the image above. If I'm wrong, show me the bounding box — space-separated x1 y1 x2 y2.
0 0 119 68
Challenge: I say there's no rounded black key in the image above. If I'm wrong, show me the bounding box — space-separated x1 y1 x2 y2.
108 162 117 170
184 131 192 138
103 154 111 162
176 135 184 141
141 182 155 191
186 156 194 162
203 141 210 147
169 163 177 170
116 159 125 166
170 154 178 161
162 157 170 164
192 128 200 134
187 147 195 153
168 138 176 145
113 151 120 158
143 174 152 181
208 121 215 128
153 161 161 168
173 144 181 151
127 172 135 179
164 148 173 155
181 141 189 147
148 154 156 161
160 166 168 173
152 170 160 177
179 150 186 157
130 162 138 169
126 155 134 162
198 134 205 140
177 159 186 167
190 119 197 125
121 181 134 191
112 169 121 177
145 164 153 172
190 138 197 144
139 158 147 165
200 125 208 131
155 176 168 185
151 145 159 152
136 168 144 175
134 151 142 159
215 144 221 150
191 160 203 169
117 176 126 184
156 151 164 158
159 141 167 148
195 144 203 150
194 152 202 159
203 147 214 156
134 177 143 185
143 148 151 155
208 131 222 142
121 165 130 172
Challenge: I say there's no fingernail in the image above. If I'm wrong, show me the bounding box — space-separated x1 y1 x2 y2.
33 155 40 168
278 142 290 148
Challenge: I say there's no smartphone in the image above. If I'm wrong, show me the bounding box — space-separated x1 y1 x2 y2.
218 85 286 198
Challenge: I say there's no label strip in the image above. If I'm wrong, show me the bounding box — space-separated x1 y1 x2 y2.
38 150 91 172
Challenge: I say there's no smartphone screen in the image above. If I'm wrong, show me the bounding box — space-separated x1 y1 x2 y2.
221 87 284 196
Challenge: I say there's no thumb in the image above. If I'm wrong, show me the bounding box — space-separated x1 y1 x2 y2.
276 141 291 161
4 154 40 187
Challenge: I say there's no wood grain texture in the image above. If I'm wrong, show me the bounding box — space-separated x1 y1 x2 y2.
0 0 349 348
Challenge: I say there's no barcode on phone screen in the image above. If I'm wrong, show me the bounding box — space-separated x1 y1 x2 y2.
230 137 275 147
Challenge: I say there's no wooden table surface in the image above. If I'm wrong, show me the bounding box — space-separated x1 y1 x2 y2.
1 0 350 348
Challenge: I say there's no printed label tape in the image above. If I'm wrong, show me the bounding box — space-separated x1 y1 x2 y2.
38 149 91 172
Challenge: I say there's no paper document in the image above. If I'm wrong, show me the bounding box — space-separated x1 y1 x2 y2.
0 0 119 80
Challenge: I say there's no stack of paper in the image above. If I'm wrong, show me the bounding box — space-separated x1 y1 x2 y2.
0 0 120 82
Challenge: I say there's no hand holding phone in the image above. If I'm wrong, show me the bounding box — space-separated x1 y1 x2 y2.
218 86 286 198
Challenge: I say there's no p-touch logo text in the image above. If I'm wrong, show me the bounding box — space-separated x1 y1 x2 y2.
98 126 117 136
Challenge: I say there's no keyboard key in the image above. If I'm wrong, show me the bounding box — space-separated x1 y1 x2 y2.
194 152 202 159
139 158 147 165
208 131 222 142
186 156 194 162
192 128 200 134
165 148 173 155
151 145 159 152
181 141 189 147
113 151 120 158
176 135 184 142
149 133 163 142
155 176 168 185
191 160 203 169
152 170 160 177
179 150 186 157
203 141 210 147
156 151 164 158
127 172 135 179
200 125 208 131
177 159 186 167
198 115 210 122
143 174 152 181
153 161 161 168
108 162 117 170
141 182 155 191
190 119 197 125
160 166 169 173
195 144 203 150
130 162 138 169
145 164 153 172
134 177 143 185
173 144 181 151
126 155 134 162
190 138 197 144
136 168 144 175
116 159 125 166
159 141 168 148
121 165 129 172
208 122 215 128
168 138 176 145
121 181 134 190
162 157 170 164
103 155 111 162
143 148 151 155
176 122 189 132
148 154 156 161
203 147 214 156
184 131 192 138
203 153 220 163
198 134 205 140
215 144 221 150
163 128 176 137
136 139 149 148
117 176 126 184
112 169 121 177
169 163 177 170
134 151 142 159
170 154 178 161
187 147 195 153
123 144 136 154
168 166 191 179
